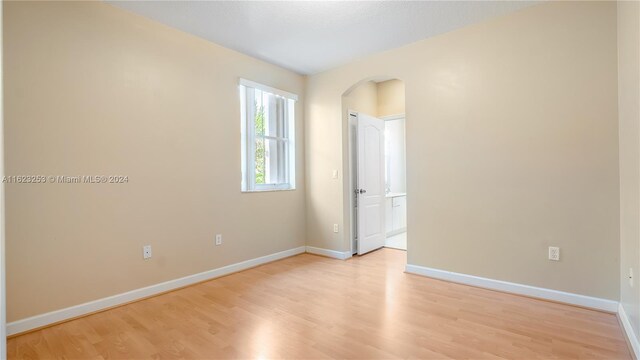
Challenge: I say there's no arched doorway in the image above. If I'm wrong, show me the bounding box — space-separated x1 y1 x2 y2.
341 78 406 256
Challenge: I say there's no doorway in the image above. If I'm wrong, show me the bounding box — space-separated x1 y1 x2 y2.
381 114 407 251
343 79 406 256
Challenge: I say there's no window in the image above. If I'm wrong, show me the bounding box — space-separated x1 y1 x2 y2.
240 79 297 192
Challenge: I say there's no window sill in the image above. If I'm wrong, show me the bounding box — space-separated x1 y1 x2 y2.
241 188 296 193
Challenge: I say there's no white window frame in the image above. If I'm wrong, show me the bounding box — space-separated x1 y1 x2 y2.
240 79 297 192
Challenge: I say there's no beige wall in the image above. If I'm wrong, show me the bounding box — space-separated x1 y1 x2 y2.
377 80 405 117
306 1 620 299
4 1 306 322
343 81 378 116
342 79 405 119
618 0 640 340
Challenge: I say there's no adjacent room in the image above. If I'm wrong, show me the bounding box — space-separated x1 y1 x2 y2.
1 1 639 359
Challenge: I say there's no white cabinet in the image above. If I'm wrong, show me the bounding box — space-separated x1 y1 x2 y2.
392 196 406 231
385 194 407 236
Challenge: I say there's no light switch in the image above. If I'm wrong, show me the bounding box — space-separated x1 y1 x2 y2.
332 170 338 179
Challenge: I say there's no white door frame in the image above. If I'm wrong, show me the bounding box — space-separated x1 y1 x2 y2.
347 111 358 255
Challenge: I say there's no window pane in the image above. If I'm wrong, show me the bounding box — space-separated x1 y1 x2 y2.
255 138 287 185
265 138 279 184
254 137 266 184
254 90 265 136
255 106 264 137
254 89 286 139
241 82 295 192
265 94 278 138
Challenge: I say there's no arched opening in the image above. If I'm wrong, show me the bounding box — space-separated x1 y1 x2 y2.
341 78 406 257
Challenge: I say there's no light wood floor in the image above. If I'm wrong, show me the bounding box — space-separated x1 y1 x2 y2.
8 249 631 359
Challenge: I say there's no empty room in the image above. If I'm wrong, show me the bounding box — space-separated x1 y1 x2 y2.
1 0 640 359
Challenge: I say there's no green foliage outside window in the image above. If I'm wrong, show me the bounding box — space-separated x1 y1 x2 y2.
255 104 265 184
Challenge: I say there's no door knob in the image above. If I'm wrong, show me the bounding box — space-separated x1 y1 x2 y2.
359 189 367 194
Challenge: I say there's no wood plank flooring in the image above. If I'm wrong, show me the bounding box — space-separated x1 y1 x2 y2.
8 249 631 359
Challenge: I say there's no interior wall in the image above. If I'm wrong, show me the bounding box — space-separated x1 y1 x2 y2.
377 80 405 117
305 1 620 300
343 81 378 116
4 1 306 322
618 0 640 341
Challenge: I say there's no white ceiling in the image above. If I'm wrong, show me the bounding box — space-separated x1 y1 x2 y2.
107 1 537 75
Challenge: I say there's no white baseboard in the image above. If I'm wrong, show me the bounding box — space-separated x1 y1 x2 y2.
619 303 640 359
305 246 352 260
7 246 306 336
405 264 618 312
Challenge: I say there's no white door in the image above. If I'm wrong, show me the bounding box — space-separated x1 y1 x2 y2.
356 113 386 255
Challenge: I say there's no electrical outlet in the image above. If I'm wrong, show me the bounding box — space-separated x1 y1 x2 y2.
333 224 339 233
548 246 560 261
630 268 634 287
143 245 152 260
215 234 222 246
